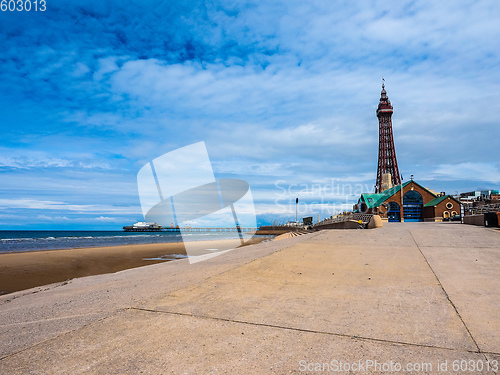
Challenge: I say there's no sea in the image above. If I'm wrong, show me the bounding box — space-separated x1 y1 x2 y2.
0 230 257 254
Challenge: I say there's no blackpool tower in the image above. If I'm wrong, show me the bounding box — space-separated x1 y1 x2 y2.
375 81 401 193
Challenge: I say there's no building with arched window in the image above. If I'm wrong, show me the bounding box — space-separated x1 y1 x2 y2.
356 180 461 222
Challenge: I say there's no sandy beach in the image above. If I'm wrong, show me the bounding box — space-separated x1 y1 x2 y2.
0 237 268 296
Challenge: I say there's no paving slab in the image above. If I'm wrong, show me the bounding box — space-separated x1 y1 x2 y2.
407 224 500 354
0 309 494 375
410 224 500 249
148 240 475 351
0 235 308 358
416 245 500 354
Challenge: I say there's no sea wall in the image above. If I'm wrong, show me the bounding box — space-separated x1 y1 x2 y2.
255 226 295 235
314 220 360 229
463 214 484 226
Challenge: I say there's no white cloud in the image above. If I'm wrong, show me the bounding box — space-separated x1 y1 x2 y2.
430 163 500 184
0 154 111 170
93 56 121 81
0 198 138 215
0 156 72 169
0 199 85 210
36 215 70 221
95 216 117 222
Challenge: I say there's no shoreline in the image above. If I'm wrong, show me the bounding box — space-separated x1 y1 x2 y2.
0 232 271 254
0 237 269 296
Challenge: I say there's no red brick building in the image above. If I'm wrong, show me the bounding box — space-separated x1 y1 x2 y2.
423 195 461 221
357 180 460 222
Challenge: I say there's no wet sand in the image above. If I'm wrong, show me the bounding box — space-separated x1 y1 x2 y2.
0 237 268 295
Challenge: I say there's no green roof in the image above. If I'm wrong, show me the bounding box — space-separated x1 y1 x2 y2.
424 195 456 207
362 193 386 209
361 181 410 208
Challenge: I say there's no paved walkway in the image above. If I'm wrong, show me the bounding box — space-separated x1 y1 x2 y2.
1 223 499 374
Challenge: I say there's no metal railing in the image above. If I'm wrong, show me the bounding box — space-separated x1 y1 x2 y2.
465 203 500 215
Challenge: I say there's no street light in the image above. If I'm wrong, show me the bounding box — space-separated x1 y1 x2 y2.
295 198 298 224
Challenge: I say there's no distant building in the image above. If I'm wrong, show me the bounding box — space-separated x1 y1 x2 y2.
423 195 461 221
460 189 500 216
460 190 499 202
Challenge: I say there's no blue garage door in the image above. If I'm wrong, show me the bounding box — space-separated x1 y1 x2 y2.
403 191 423 222
387 202 401 222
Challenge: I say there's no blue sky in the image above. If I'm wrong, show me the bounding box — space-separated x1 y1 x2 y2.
1 0 499 229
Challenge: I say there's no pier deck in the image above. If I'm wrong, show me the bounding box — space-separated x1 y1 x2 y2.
124 227 257 232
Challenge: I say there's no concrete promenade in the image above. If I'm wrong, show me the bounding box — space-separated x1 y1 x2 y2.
1 223 499 374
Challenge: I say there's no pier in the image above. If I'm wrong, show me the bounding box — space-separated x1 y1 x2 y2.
124 227 257 233
162 227 257 233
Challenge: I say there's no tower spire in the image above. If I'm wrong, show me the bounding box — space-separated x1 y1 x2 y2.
375 82 401 193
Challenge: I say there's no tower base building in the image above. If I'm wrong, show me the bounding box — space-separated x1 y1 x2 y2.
357 180 460 222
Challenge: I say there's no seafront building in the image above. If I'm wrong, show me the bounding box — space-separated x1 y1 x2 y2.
357 179 461 222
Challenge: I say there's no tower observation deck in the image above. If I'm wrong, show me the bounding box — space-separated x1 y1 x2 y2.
375 82 401 193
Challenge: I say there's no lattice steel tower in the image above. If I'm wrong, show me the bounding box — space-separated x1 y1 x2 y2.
375 81 401 193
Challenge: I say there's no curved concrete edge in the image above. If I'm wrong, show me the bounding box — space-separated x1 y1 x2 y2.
368 215 383 229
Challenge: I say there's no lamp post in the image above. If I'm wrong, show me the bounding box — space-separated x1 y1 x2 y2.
400 174 404 222
295 198 298 224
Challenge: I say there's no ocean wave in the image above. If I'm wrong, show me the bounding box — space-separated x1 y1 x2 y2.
0 234 180 241
143 254 189 261
1 238 36 242
0 231 240 253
